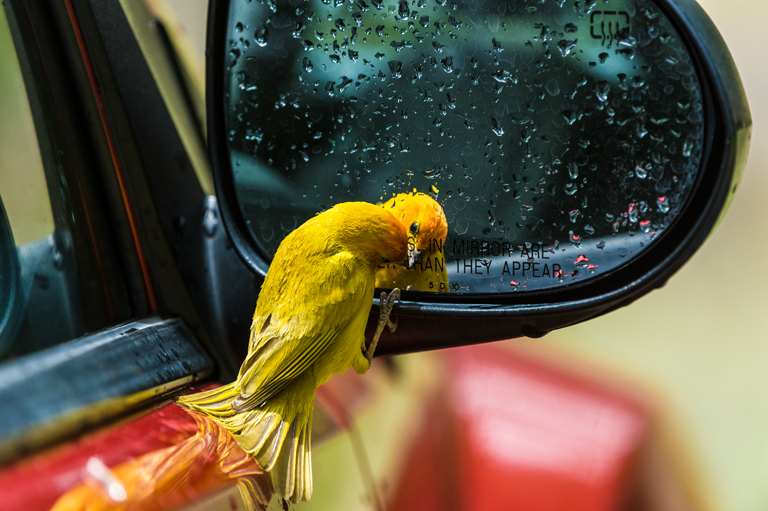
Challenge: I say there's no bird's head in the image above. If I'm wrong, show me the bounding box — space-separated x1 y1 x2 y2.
382 192 448 269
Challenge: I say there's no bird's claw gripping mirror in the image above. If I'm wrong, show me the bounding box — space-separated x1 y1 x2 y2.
208 0 750 355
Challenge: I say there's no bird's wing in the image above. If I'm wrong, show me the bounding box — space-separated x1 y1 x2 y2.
233 251 371 410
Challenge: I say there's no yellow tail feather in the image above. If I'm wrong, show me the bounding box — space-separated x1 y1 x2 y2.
178 374 315 503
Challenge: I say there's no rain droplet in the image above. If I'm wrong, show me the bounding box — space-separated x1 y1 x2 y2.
557 39 577 57
491 118 504 136
441 56 454 73
254 26 269 47
569 231 581 245
491 69 517 84
657 196 670 213
568 162 578 179
682 138 694 157
398 0 410 20
596 81 611 102
574 254 590 266
562 110 577 125
388 60 403 78
303 57 314 72
628 203 639 223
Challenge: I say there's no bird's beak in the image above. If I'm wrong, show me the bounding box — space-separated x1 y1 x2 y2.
406 247 425 269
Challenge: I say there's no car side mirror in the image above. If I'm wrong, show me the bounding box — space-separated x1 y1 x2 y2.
205 0 750 355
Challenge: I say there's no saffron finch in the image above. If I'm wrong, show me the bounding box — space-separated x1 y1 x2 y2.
375 192 449 292
178 199 443 502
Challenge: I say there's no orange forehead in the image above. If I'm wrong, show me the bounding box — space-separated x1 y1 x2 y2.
382 192 448 244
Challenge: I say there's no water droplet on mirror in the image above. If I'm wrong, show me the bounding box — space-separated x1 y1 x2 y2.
568 162 578 180
491 69 516 84
682 138 694 157
303 57 314 72
254 26 268 47
557 39 577 57
569 231 581 246
491 118 504 137
628 203 639 223
596 81 610 102
657 196 670 213
596 240 605 249
398 0 410 20
388 60 403 78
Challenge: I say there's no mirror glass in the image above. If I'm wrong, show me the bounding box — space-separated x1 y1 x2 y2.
223 0 704 293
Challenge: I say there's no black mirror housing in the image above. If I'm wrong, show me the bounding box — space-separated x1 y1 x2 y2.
206 0 750 355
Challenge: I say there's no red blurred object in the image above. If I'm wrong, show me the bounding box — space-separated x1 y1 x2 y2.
0 401 268 511
389 343 650 511
0 343 651 511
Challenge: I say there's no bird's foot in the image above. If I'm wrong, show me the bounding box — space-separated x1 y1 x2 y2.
365 288 401 362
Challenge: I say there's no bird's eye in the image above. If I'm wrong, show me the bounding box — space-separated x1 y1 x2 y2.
410 222 419 234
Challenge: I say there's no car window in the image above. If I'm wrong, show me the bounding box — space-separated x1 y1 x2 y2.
0 8 92 360
221 0 705 293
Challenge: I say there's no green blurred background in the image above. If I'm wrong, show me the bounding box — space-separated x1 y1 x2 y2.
1 0 765 509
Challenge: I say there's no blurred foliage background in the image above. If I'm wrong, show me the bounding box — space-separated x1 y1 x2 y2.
0 0 765 510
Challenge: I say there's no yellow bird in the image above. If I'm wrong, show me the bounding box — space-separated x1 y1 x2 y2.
178 200 441 503
375 192 449 292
